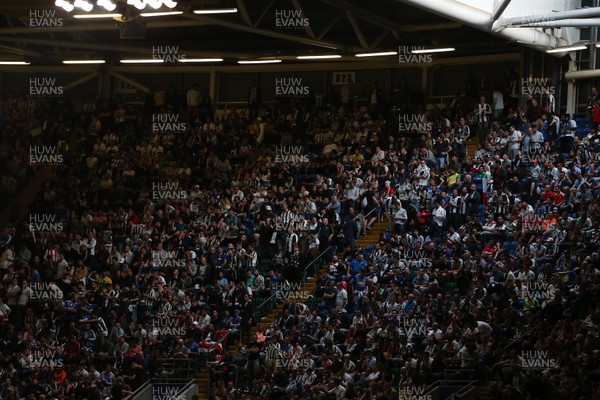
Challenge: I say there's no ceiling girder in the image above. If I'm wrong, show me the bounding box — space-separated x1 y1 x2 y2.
253 0 275 27
291 0 316 39
317 13 342 40
318 0 403 35
181 13 366 52
370 30 389 50
235 0 252 26
345 11 369 49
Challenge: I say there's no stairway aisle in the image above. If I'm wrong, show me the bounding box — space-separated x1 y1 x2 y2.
250 223 387 338
466 136 480 158
197 223 388 399
196 367 210 400
0 165 56 229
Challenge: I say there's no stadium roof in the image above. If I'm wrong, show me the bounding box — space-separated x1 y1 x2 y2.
0 0 592 67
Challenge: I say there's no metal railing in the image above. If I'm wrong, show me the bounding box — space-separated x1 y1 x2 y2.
399 379 478 400
125 378 151 400
503 322 543 350
174 380 198 400
253 293 277 325
209 326 236 350
124 377 196 400
301 246 332 295
446 380 478 400
252 246 332 325
207 362 239 397
361 205 382 235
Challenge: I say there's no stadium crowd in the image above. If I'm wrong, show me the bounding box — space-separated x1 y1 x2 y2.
0 77 599 400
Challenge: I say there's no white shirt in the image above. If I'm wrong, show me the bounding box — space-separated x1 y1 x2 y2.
432 206 446 226
476 103 491 123
415 164 430 187
187 88 200 107
336 289 348 310
82 237 97 256
492 90 504 110
394 208 408 222
509 130 523 150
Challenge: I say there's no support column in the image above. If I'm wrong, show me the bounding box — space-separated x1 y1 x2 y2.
421 65 428 96
209 68 217 103
566 59 577 115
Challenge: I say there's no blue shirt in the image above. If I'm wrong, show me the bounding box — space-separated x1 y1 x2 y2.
353 275 369 292
403 299 416 313
350 259 367 275
64 300 79 321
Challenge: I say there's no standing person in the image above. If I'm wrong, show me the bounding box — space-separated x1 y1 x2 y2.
248 82 261 119
508 125 523 161
466 184 481 217
318 217 334 262
361 184 381 232
559 114 577 153
335 282 348 312
394 202 408 234
288 244 302 282
545 82 556 114
453 117 471 158
414 159 431 190
153 85 166 111
340 79 354 111
5 278 19 325
547 112 560 143
186 84 201 110
313 85 324 109
17 279 31 327
474 96 492 147
369 80 382 116
430 200 446 239
492 88 504 120
525 98 544 123
342 207 360 251
587 86 600 128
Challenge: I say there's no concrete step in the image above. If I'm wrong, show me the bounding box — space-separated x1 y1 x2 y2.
0 165 56 228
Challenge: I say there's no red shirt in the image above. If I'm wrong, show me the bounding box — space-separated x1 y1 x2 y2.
553 192 564 205
541 190 555 203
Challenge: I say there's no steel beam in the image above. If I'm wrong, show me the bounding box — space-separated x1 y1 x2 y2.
491 0 512 23
181 13 364 51
291 0 316 39
345 11 369 49
63 72 98 91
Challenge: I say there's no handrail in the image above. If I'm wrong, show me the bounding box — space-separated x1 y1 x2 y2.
124 378 151 400
209 327 234 350
124 377 194 400
257 293 277 310
446 380 478 400
303 246 331 277
503 322 542 350
416 380 441 396
361 204 382 234
399 379 477 400
302 246 332 296
207 362 239 398
172 379 196 400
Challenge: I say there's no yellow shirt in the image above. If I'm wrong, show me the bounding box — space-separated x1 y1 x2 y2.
447 173 460 186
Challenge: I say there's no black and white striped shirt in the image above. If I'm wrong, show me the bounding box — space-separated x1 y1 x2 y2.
281 210 296 230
